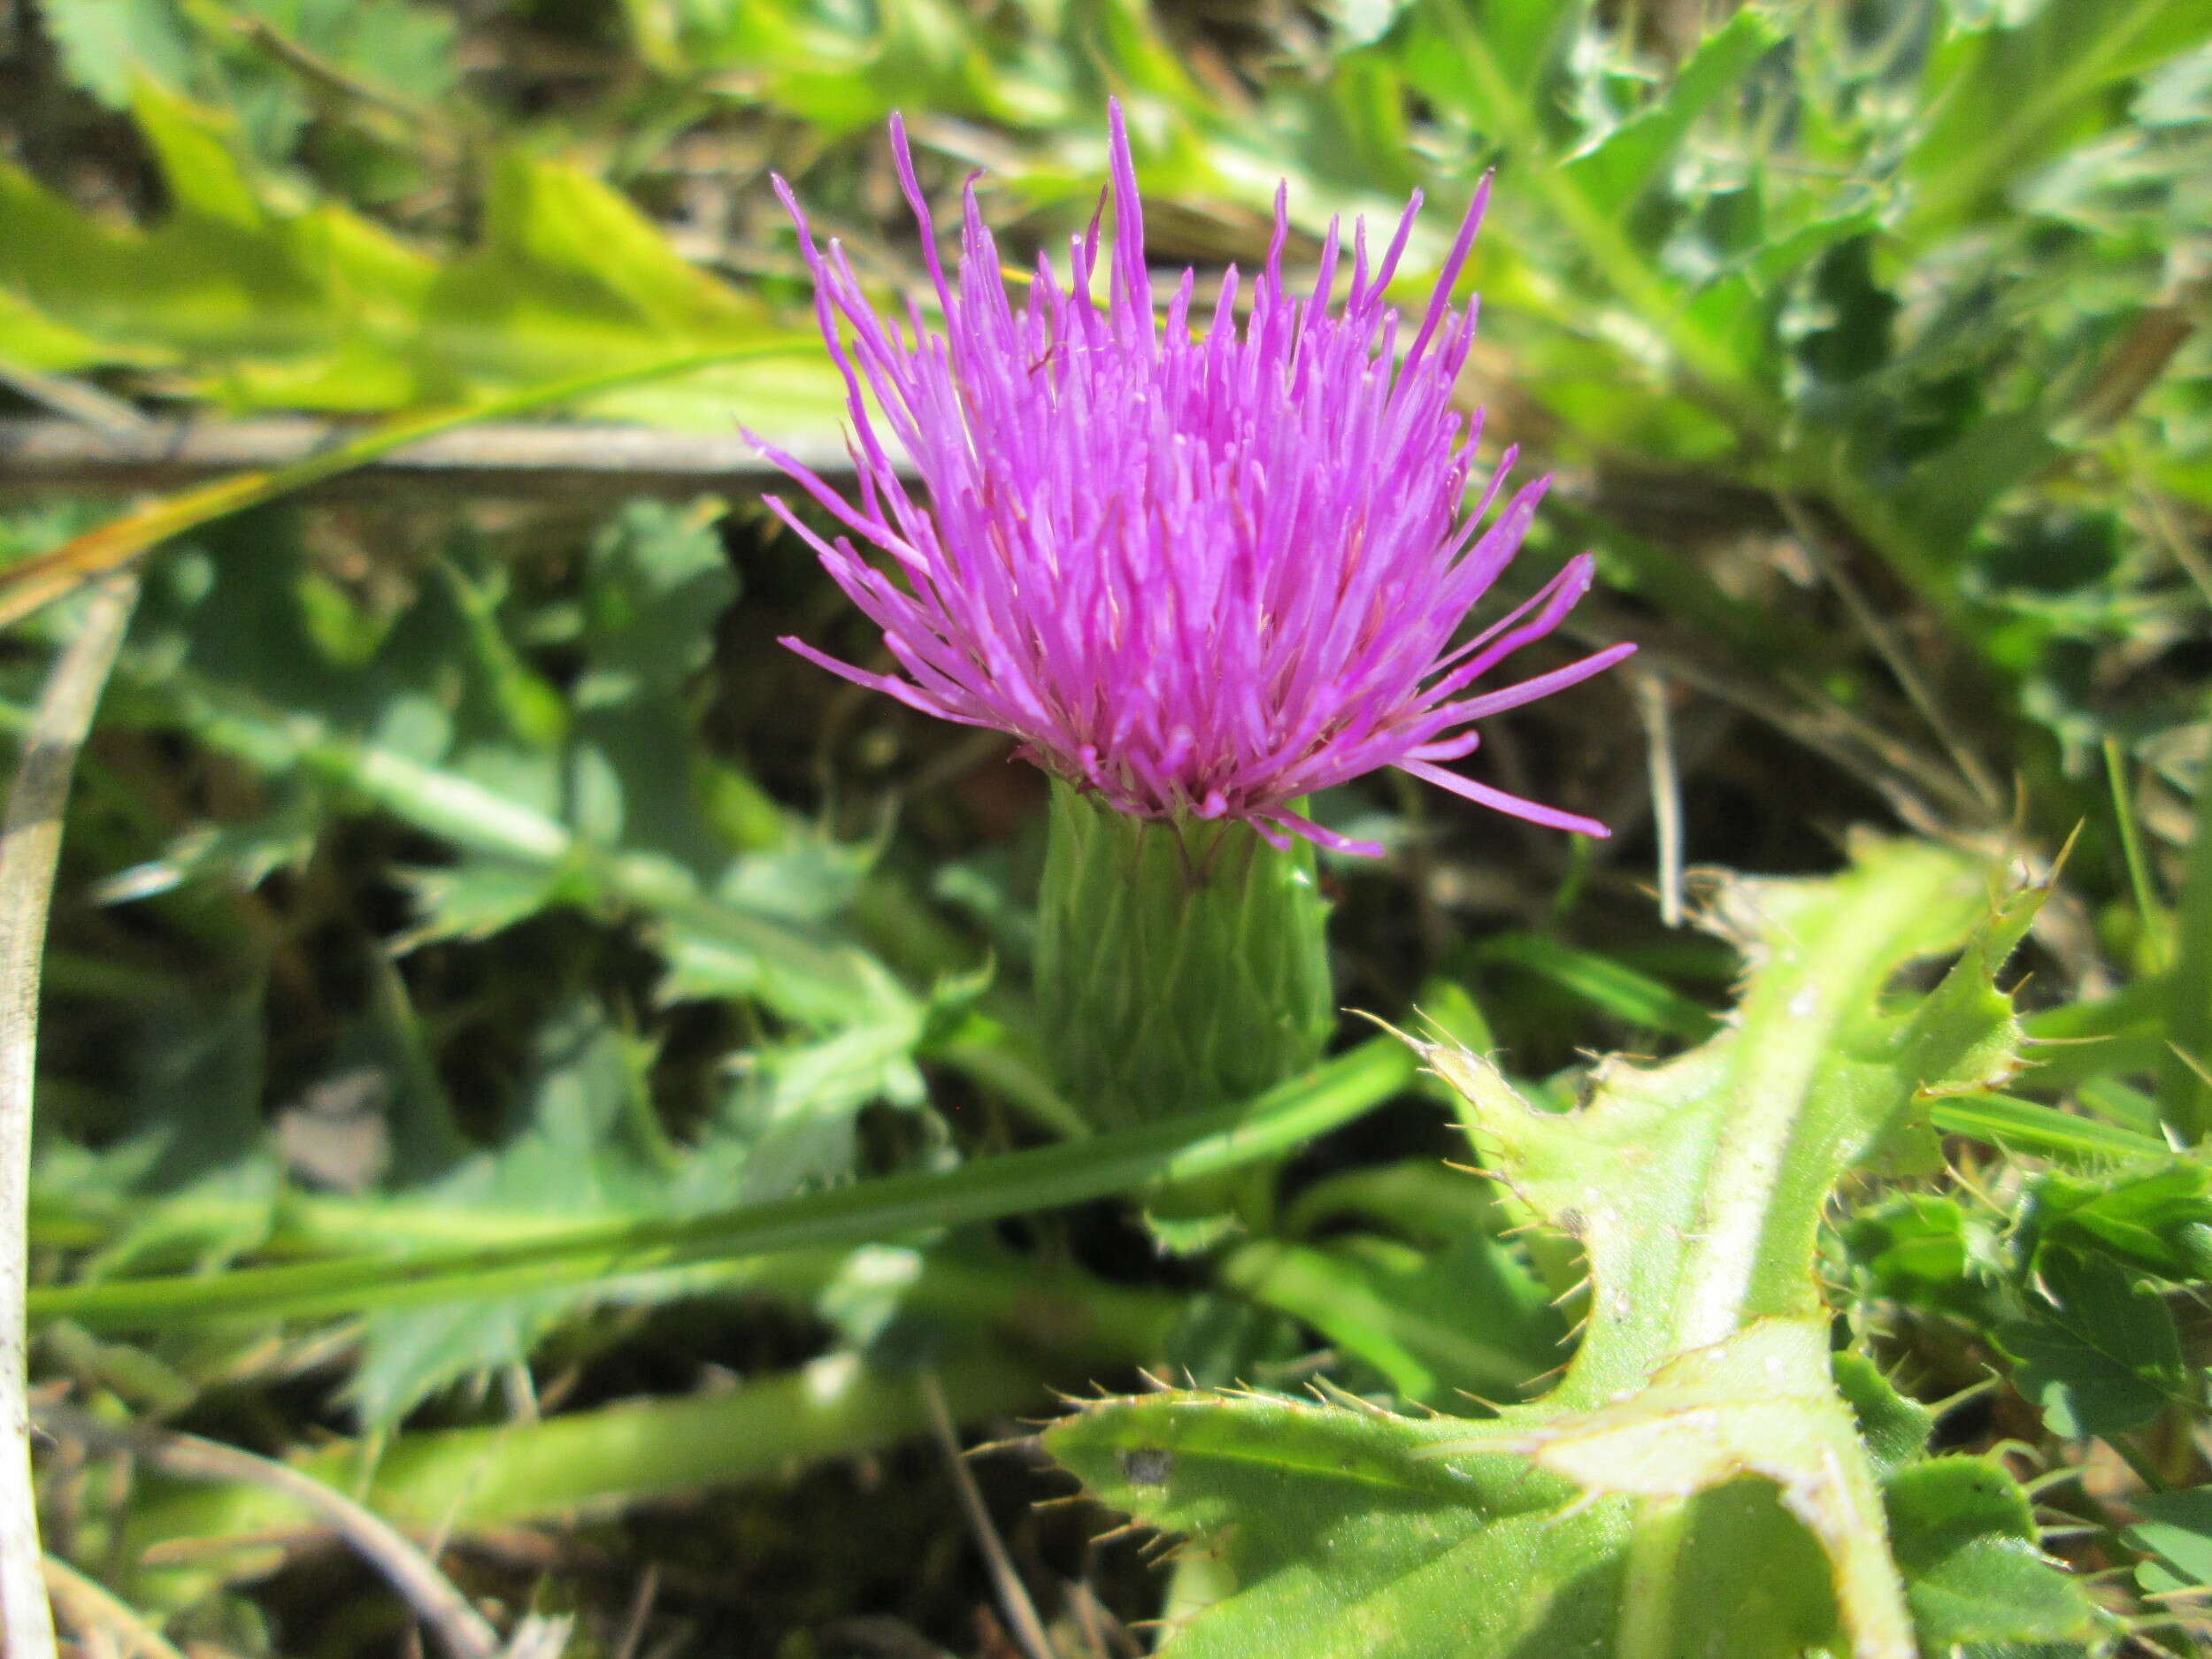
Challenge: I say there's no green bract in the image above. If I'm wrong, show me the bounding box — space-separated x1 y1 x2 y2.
1037 781 1334 1131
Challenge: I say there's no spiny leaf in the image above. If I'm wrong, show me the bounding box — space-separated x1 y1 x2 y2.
2030 1163 2212 1281
1049 840 2081 1659
1047 1392 1621 1659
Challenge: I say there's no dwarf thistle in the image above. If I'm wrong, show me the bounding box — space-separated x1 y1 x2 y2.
764 107 1631 1128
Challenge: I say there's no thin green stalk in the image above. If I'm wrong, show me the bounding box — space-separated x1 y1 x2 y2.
2159 748 2212 1143
31 1039 1414 1329
112 1343 1093 1575
1928 1093 2165 1161
1617 1497 1691 1659
2107 737 2167 962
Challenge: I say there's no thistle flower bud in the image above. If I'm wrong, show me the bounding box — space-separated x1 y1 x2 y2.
1038 782 1332 1130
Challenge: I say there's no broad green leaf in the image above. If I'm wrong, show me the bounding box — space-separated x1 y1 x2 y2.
1490 1318 1912 1655
131 77 266 228
1884 1458 2100 1645
349 997 671 1425
1398 0 1578 144
2122 1486 2212 1598
0 88 841 429
0 288 148 373
1997 1247 2190 1438
40 0 196 106
1843 1194 2007 1325
1047 1392 1623 1659
106 507 898 1038
2029 1163 2212 1281
1684 210 1883 389
42 0 458 175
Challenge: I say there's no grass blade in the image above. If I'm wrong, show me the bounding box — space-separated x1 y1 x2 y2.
31 1038 1415 1329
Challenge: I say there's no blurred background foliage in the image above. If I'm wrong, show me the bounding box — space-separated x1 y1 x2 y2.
3 0 2211 1654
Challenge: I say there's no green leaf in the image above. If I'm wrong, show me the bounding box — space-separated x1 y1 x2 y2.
111 506 901 1040
1500 1318 1912 1655
566 498 740 875
1398 0 1576 144
2021 979 2171 1091
1832 1354 1933 1482
1997 1247 2189 1438
40 0 195 107
2122 1486 2212 1598
396 857 572 947
1217 1229 1561 1406
2030 1163 2212 1281
422 151 768 392
1928 1092 2168 1161
32 995 280 1282
1558 9 1780 220
1842 1194 2006 1325
338 979 941 1425
1884 1458 2101 1646
130 76 267 228
0 88 841 426
1046 1392 1620 1659
1906 0 2212 234
349 996 672 1425
0 287 152 372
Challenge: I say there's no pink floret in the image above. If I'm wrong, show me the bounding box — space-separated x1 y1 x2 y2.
761 103 1634 856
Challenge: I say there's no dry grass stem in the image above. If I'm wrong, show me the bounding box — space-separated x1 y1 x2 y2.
0 573 142 1659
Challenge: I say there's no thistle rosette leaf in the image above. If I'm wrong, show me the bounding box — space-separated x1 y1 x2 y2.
1046 839 2107 1657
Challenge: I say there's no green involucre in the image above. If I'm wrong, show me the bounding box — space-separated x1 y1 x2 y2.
1036 780 1333 1130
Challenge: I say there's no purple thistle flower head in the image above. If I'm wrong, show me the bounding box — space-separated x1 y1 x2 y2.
759 104 1634 856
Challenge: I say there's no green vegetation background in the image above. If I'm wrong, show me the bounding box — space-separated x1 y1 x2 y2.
2 0 2210 1654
